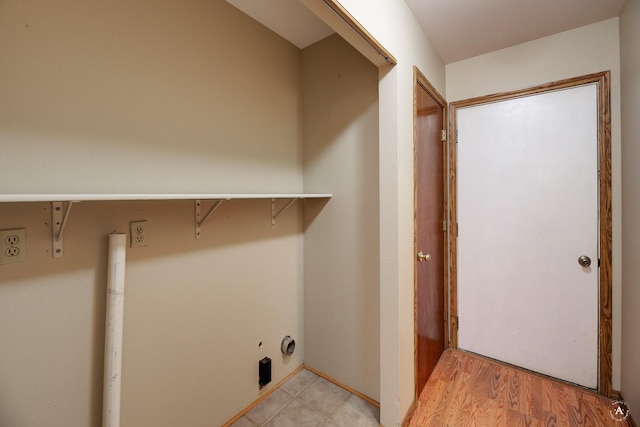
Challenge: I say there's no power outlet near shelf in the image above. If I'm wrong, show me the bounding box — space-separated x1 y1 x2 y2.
129 221 148 248
0 228 26 265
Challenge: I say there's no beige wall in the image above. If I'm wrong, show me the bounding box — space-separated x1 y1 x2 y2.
301 34 380 401
0 0 302 194
0 200 304 427
446 18 623 392
619 0 640 414
0 1 306 426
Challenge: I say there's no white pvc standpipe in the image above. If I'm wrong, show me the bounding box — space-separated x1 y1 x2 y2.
103 234 127 427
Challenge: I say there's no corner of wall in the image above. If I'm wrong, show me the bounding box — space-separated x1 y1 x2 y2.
619 0 640 415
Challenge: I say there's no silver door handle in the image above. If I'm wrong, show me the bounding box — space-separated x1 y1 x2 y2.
578 255 591 267
417 251 431 262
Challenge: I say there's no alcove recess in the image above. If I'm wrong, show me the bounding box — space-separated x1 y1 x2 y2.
0 193 331 257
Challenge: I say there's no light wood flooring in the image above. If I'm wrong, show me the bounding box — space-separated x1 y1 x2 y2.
408 349 633 427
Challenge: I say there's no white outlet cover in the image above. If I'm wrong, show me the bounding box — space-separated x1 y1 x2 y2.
0 228 26 264
129 221 148 248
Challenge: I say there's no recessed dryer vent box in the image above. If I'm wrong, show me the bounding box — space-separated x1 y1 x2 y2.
259 357 272 389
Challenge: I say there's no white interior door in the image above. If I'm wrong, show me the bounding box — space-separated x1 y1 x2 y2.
457 84 599 389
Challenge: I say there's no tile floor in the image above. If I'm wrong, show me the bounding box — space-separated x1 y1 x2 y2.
230 368 380 427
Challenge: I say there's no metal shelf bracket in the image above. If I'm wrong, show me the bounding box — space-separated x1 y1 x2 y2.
51 201 78 258
272 198 297 229
195 199 225 239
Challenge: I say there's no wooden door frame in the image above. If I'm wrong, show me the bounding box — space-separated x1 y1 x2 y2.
448 71 613 396
413 67 448 397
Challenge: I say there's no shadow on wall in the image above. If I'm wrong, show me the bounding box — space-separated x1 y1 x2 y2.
0 199 308 283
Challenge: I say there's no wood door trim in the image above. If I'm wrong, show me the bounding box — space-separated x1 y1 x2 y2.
413 66 448 397
448 71 613 396
304 0 397 66
321 0 396 65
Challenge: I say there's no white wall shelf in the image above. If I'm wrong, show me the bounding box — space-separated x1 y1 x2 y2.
0 194 331 256
0 193 332 203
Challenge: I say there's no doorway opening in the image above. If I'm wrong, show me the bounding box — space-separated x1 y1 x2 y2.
448 71 612 396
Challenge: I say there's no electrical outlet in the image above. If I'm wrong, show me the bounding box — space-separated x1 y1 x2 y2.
130 221 148 248
0 228 26 265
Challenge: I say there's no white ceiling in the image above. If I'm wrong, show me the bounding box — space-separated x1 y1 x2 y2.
226 0 626 63
406 0 626 64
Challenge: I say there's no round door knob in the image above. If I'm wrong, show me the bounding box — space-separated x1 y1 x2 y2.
578 255 591 267
417 251 431 262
